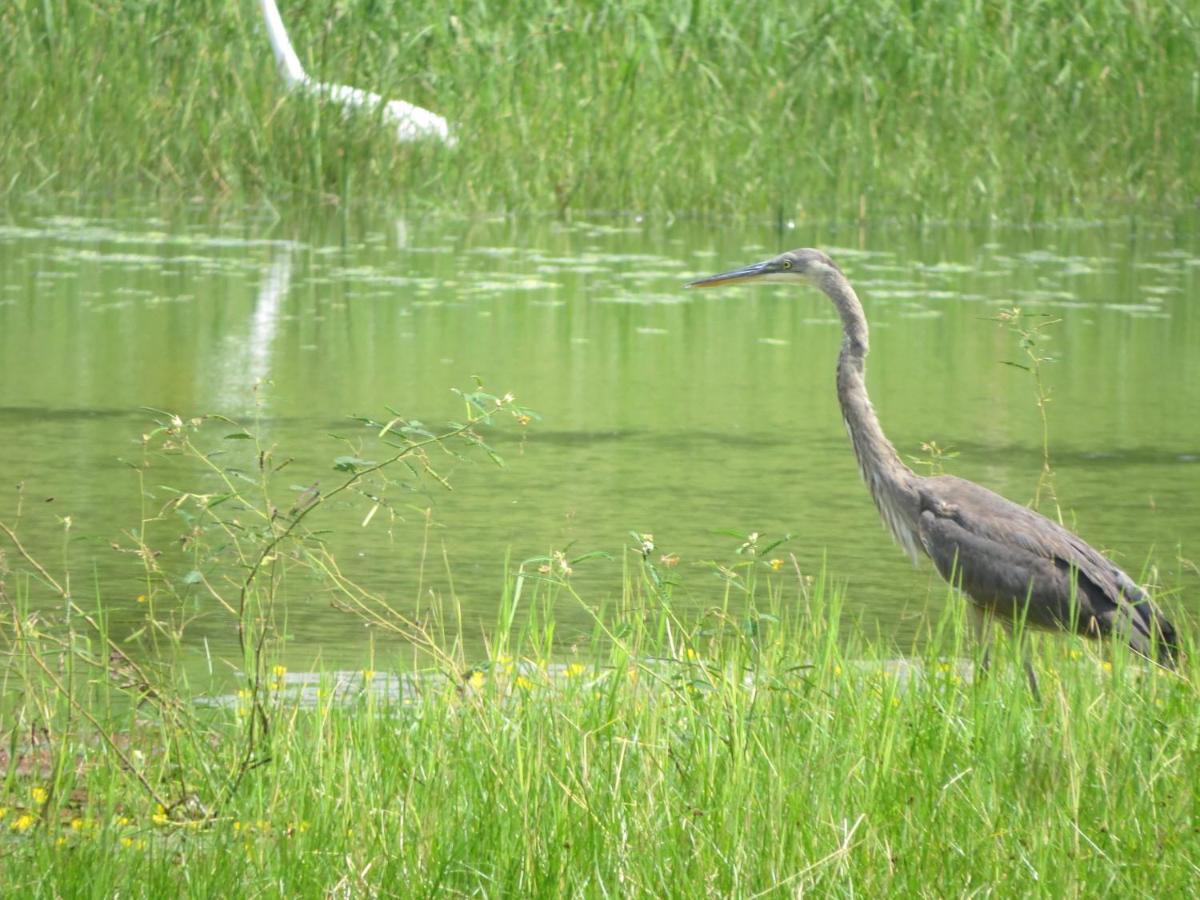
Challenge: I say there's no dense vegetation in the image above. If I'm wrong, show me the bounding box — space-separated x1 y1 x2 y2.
3 0 1198 218
4 564 1197 894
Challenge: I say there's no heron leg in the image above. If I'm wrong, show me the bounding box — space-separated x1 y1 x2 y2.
997 616 1042 702
968 603 993 676
969 604 1041 700
1022 654 1042 702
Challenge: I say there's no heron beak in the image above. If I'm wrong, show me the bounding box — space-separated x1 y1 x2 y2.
685 259 774 289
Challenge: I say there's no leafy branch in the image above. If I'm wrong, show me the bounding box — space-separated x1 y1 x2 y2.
1 382 536 821
994 307 1063 521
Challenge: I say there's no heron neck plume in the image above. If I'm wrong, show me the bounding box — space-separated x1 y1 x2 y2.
820 270 922 560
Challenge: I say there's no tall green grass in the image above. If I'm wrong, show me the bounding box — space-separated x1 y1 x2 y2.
3 0 1197 218
2 553 1197 895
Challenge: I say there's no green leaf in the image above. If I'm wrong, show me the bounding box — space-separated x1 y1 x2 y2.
333 456 376 472
569 551 613 565
711 528 748 539
759 535 792 556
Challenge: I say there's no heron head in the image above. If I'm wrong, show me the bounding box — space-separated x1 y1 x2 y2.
686 248 841 290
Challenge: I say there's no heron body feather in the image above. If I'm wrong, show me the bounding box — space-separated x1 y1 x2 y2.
916 476 1176 660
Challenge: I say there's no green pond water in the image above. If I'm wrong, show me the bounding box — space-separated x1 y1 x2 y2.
1 207 1198 670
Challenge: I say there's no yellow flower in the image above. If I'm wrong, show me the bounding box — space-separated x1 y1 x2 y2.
362 669 375 681
565 663 586 679
1069 649 1082 660
272 664 287 678
70 818 84 831
515 675 534 691
0 807 8 820
298 821 310 833
11 814 36 832
685 648 699 662
136 594 147 604
768 558 785 571
56 836 67 847
116 815 131 826
468 670 486 690
833 664 843 676
31 786 48 804
152 804 169 826
1102 661 1113 672
233 821 242 832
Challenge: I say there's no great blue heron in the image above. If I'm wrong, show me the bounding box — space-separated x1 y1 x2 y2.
687 248 1178 695
259 0 454 145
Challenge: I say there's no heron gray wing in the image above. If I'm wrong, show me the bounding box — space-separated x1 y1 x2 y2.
917 475 1176 661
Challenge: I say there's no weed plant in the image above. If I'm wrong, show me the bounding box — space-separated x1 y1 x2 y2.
3 0 1197 218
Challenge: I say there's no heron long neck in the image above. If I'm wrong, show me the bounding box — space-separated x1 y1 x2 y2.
822 271 922 560
260 0 307 88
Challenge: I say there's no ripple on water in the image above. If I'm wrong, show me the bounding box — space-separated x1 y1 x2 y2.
1103 303 1171 317
462 278 561 293
594 292 691 305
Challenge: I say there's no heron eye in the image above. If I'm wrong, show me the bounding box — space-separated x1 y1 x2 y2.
782 260 792 270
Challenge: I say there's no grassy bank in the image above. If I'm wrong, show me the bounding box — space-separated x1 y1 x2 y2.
3 563 1197 895
3 0 1198 219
